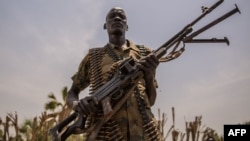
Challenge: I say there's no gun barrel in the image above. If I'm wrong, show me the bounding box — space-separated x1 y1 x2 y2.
185 37 230 45
155 0 225 57
189 0 224 26
184 4 240 42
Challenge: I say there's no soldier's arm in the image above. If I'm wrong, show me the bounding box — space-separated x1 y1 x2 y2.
66 85 81 109
139 53 159 106
66 53 90 109
144 74 157 106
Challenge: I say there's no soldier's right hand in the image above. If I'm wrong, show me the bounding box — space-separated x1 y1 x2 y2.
72 96 98 117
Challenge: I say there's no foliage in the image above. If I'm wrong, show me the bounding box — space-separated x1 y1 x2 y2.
157 107 224 141
0 86 82 141
0 86 247 141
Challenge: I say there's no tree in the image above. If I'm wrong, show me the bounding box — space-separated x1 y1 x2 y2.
45 86 71 122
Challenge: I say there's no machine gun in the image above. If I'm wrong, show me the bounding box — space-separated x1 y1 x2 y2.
49 0 240 140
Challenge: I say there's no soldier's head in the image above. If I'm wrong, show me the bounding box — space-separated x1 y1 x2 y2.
104 7 128 36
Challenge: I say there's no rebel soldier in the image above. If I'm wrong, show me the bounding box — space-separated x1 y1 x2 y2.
66 7 162 141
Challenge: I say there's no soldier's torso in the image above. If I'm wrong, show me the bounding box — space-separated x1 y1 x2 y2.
86 41 161 141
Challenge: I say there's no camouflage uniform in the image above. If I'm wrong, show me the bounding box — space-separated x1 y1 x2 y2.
72 40 161 141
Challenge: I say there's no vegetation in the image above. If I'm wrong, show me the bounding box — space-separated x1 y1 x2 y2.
0 86 248 141
0 87 83 141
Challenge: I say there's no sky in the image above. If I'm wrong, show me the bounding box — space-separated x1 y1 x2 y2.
1 0 249 137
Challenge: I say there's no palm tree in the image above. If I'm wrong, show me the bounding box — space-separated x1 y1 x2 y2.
45 86 72 122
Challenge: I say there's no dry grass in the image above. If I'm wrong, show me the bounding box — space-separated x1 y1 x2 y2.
157 107 223 141
0 108 224 141
0 87 224 141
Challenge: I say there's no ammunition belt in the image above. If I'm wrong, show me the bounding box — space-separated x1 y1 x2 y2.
104 45 121 61
135 45 162 140
85 48 105 131
134 88 162 141
89 47 105 95
88 46 125 141
96 119 124 141
88 45 121 96
104 45 122 82
89 44 147 90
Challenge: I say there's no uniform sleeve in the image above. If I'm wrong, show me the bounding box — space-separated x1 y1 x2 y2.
71 53 90 91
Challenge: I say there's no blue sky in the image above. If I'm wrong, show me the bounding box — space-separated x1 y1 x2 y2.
1 0 249 137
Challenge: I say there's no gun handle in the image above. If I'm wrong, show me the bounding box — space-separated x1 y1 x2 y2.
101 96 113 116
49 112 78 141
60 115 86 141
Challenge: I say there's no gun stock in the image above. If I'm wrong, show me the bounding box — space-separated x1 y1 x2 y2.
49 112 86 141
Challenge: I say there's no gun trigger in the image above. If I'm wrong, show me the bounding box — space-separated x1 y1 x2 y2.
101 97 113 116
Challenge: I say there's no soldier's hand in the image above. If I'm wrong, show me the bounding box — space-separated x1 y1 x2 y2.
138 53 159 79
72 96 98 117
